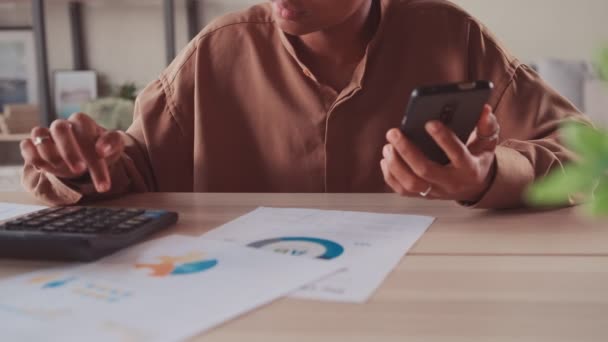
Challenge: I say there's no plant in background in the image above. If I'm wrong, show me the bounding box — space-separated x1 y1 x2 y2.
82 81 139 131
82 97 134 131
597 45 608 82
116 82 138 101
527 122 608 216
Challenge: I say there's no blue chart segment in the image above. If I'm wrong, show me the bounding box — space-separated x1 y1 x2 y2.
248 237 344 260
42 277 76 289
171 259 218 275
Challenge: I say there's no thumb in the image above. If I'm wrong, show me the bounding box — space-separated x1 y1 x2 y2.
95 131 125 164
469 105 500 155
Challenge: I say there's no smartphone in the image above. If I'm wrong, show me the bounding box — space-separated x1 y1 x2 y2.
400 80 494 165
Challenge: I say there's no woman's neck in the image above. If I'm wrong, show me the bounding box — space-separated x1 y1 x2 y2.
296 0 379 67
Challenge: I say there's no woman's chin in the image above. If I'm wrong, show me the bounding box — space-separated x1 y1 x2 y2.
275 18 320 36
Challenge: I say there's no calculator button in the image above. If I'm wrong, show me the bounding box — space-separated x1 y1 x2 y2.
125 209 145 215
135 214 155 221
56 207 84 215
123 219 143 226
115 215 135 223
116 223 136 230
92 223 109 230
41 225 59 232
24 221 44 228
132 219 150 226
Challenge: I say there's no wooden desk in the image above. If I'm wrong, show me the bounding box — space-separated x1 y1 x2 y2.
1 192 607 341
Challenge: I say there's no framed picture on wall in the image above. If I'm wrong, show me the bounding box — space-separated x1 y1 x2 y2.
0 28 38 112
54 70 98 119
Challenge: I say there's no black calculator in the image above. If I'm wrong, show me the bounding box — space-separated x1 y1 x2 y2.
0 206 178 261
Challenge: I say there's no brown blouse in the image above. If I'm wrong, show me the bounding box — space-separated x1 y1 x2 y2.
23 0 587 209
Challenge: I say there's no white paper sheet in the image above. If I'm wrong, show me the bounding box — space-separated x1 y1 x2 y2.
203 207 434 303
0 202 47 222
0 235 342 342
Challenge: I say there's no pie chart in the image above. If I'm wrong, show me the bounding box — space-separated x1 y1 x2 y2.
248 237 344 260
136 252 218 277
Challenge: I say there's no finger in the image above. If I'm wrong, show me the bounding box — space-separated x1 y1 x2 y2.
386 129 443 184
20 139 53 173
381 158 442 199
381 159 410 197
68 113 110 192
383 144 432 194
30 127 64 168
477 105 497 137
469 105 500 155
85 156 111 192
50 120 87 174
68 112 100 137
95 131 124 164
466 105 493 144
425 121 473 169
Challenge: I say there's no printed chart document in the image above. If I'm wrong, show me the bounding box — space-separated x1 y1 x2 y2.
0 235 342 342
204 207 434 303
0 202 46 221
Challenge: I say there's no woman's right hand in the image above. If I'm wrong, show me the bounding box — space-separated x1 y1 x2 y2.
20 113 125 193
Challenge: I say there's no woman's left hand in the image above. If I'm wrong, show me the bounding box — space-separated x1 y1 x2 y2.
381 105 500 203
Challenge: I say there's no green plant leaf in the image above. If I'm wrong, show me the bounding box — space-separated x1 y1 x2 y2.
526 164 597 206
585 178 608 215
597 45 608 81
529 121 608 216
561 122 608 162
585 192 608 216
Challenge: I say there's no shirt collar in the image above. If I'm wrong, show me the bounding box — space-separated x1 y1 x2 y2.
276 0 394 89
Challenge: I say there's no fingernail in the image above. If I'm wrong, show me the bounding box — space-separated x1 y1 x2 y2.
388 130 400 142
75 161 86 172
383 145 392 158
426 121 440 134
98 182 109 192
103 145 113 156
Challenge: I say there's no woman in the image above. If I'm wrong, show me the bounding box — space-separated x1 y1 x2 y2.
21 0 585 208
